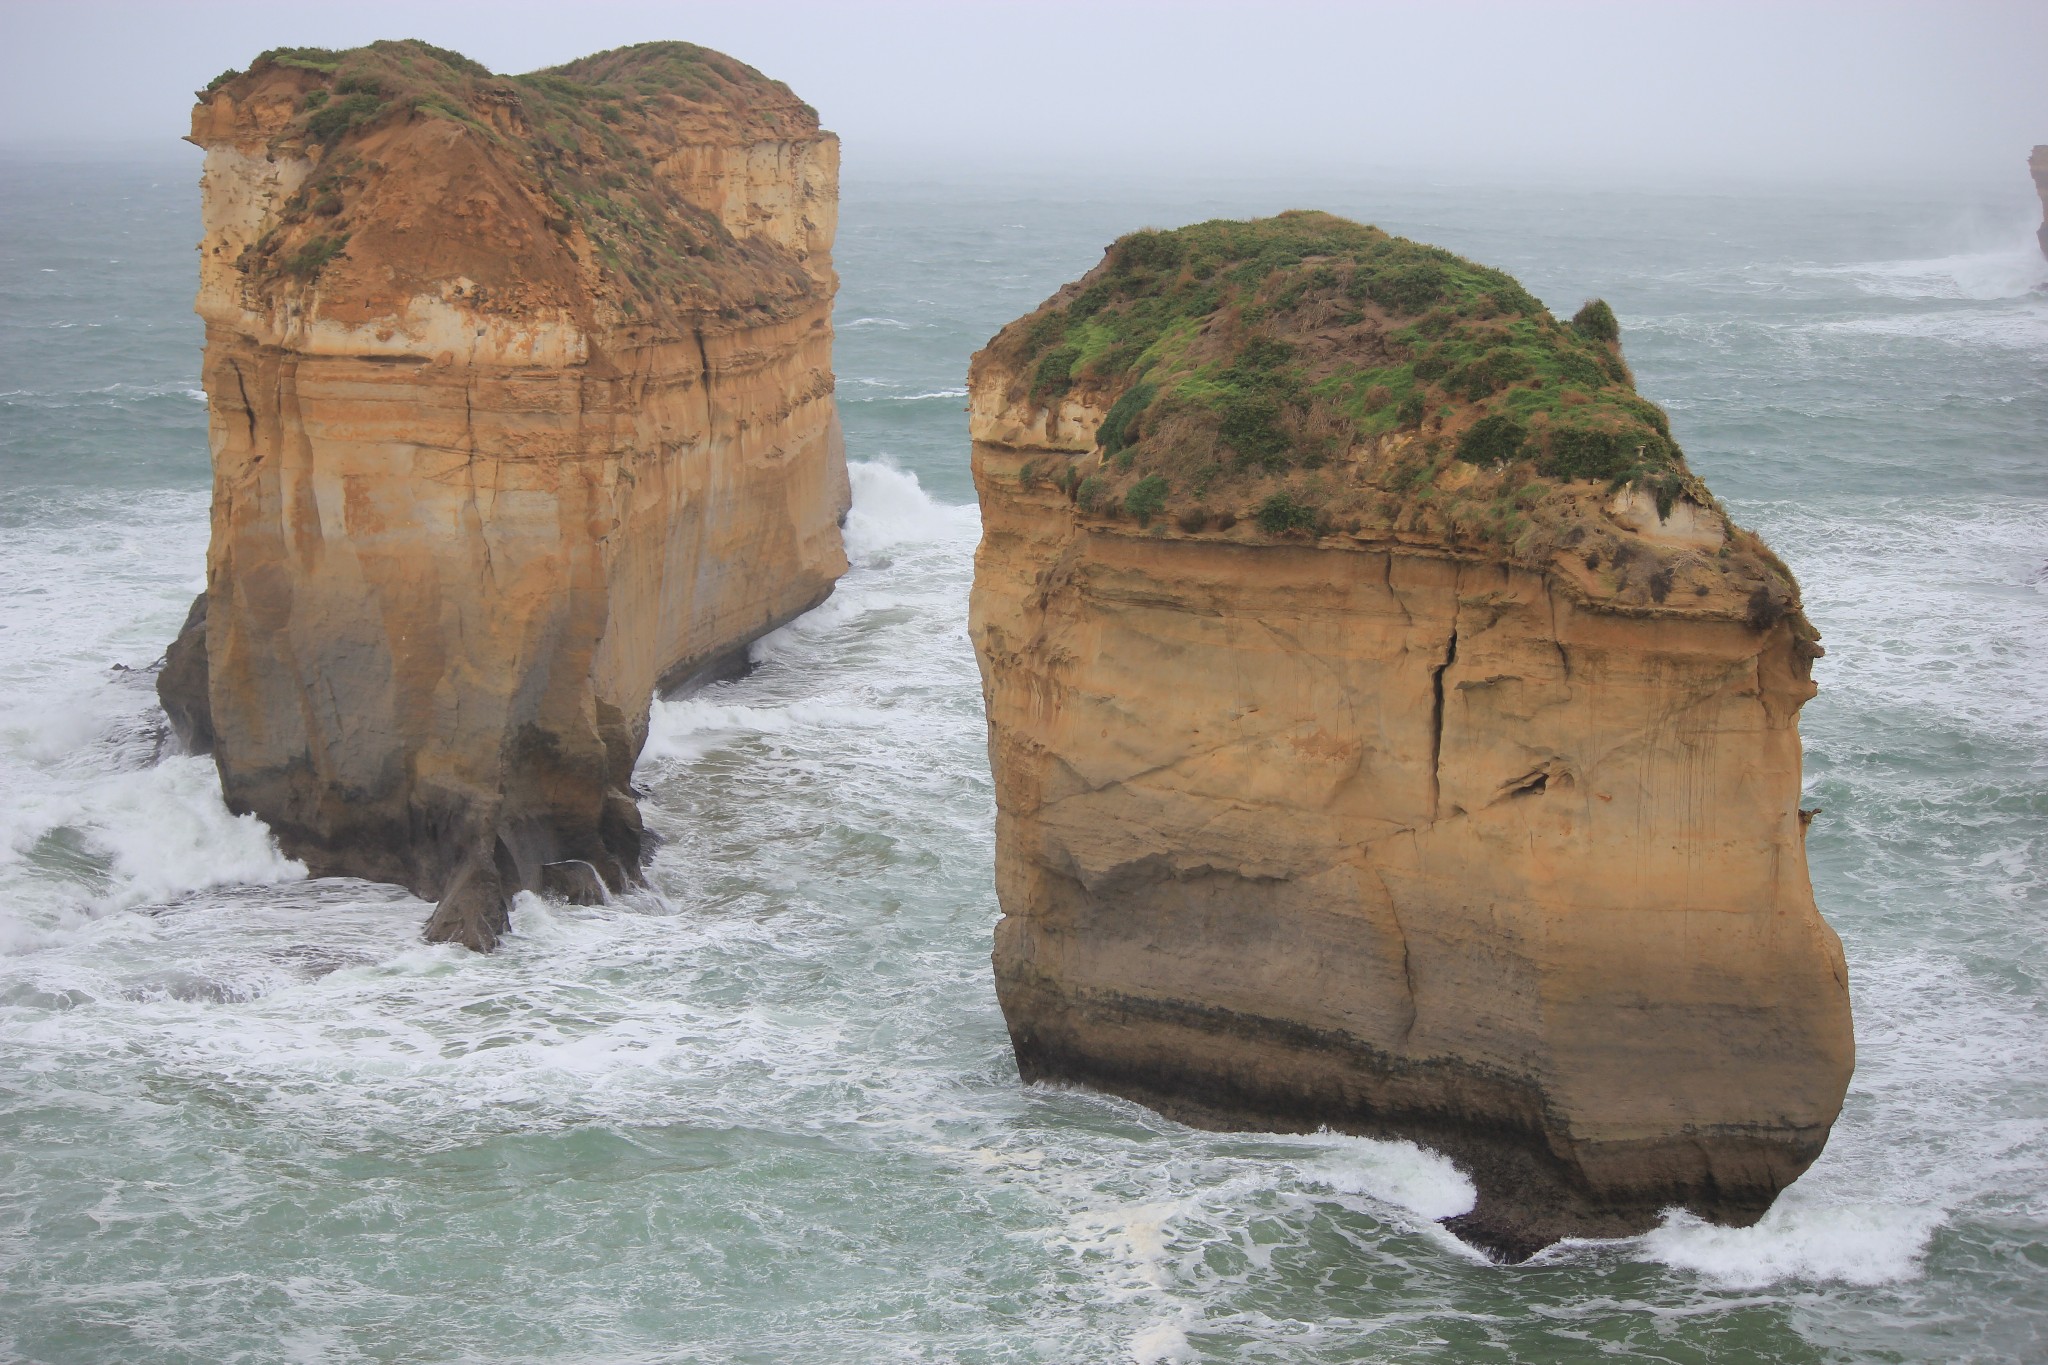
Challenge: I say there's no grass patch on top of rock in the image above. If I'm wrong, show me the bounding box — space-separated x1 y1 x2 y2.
985 211 1680 498
208 39 820 324
978 211 1806 626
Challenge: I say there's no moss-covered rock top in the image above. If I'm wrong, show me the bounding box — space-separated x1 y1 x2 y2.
199 40 823 327
976 211 1808 625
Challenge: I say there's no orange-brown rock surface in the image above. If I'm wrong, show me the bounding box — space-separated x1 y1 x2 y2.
968 215 1853 1259
160 41 848 948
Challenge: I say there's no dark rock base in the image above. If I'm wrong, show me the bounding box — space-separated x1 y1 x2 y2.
998 969 1823 1263
154 584 839 952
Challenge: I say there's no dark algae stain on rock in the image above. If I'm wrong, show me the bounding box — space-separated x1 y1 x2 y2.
968 211 1854 1261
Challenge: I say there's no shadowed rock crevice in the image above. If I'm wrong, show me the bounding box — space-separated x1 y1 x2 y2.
158 594 214 756
1428 628 1456 817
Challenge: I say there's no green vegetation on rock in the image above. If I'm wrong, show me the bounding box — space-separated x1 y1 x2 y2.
1123 474 1169 525
280 234 349 278
1571 298 1621 343
992 212 1678 486
1255 491 1320 536
212 39 817 319
986 210 1720 572
1097 381 1156 457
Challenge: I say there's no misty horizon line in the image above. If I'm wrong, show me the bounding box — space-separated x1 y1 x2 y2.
3 137 2043 200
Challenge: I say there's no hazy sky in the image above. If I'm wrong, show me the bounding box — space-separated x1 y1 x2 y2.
3 0 2044 184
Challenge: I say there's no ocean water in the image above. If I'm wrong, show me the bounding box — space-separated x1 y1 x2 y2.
1 152 2045 1363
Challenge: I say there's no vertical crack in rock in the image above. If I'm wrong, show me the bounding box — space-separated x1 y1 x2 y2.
229 361 256 448
1428 629 1458 820
1377 868 1420 1044
692 325 716 435
460 379 496 591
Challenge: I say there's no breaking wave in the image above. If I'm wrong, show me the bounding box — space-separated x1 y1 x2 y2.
1796 242 2048 301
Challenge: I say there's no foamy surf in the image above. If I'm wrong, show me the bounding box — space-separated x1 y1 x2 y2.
1638 1197 1946 1288
641 698 902 767
1814 307 2048 354
3 162 2045 1362
1261 1131 1477 1224
1800 245 2048 301
841 457 981 555
19 755 305 916
844 386 971 402
0 485 308 953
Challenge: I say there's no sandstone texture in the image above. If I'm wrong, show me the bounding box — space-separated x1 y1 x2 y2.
968 214 1852 1259
160 41 849 948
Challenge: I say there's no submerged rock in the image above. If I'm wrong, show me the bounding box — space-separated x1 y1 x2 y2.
163 41 849 948
967 212 1853 1260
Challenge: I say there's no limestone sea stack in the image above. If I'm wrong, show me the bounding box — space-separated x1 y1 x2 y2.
967 213 1853 1260
160 41 849 948
2032 146 2048 261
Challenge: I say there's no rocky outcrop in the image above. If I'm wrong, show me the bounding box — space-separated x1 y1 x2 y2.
968 213 1852 1260
2032 146 2048 261
160 41 848 948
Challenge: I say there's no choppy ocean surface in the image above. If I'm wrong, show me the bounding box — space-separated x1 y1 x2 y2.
1 153 2044 1363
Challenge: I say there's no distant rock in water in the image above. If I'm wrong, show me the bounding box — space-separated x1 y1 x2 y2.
2033 146 2048 261
160 40 849 949
966 212 1853 1260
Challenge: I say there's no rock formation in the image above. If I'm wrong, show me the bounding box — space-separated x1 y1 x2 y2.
160 41 849 948
2032 146 2048 261
968 213 1853 1260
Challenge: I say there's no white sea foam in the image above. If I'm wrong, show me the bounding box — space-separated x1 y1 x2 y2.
0 751 307 953
1764 496 2048 746
641 698 900 766
1814 306 2048 354
1127 1321 1194 1363
840 457 980 558
79 758 305 910
0 487 308 951
1639 1197 1946 1288
1799 245 2048 301
90 380 207 401
1266 1130 1476 1223
835 384 962 401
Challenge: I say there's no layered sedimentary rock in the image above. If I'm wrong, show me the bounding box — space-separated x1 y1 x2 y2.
968 213 1852 1259
160 41 848 948
2033 146 2048 261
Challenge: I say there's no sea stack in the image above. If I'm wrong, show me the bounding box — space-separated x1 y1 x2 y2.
161 41 849 948
2032 146 2048 261
967 212 1853 1259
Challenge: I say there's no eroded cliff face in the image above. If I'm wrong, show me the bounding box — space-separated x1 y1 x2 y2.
161 41 849 948
968 215 1852 1259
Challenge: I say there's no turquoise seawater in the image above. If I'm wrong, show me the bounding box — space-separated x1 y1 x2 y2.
1 154 2044 1363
